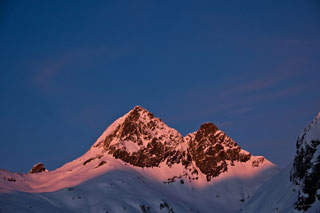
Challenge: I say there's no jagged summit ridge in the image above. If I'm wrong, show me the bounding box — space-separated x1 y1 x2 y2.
90 106 255 181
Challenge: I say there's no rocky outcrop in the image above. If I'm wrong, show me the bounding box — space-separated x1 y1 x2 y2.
187 123 251 181
29 163 46 174
290 113 320 211
94 106 185 168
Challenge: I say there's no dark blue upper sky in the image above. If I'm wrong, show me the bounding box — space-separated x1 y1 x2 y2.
1 0 319 172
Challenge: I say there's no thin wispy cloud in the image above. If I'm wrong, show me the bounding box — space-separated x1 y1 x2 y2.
31 46 132 92
183 56 315 119
221 57 307 98
231 107 253 114
32 61 66 85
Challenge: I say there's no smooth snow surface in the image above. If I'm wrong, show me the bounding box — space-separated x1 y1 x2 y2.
0 162 279 213
240 165 297 213
242 112 320 213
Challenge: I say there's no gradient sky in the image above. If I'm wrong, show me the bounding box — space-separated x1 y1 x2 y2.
1 1 320 172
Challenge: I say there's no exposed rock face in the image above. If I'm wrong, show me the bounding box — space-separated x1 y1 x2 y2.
290 113 320 211
187 123 251 181
93 106 255 181
94 106 185 168
29 163 46 174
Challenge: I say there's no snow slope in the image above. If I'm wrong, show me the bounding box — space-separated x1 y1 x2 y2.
0 106 280 212
241 113 320 213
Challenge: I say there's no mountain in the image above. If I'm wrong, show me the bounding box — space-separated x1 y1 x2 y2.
241 113 320 213
0 106 279 212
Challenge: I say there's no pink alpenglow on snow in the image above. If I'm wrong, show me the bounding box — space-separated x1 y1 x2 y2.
0 106 280 213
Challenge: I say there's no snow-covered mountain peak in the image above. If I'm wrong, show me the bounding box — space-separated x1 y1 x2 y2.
186 122 252 181
76 106 275 187
94 106 181 144
130 105 153 115
0 106 281 212
91 106 184 168
290 112 320 211
87 107 274 181
196 122 219 135
123 105 156 125
92 106 156 144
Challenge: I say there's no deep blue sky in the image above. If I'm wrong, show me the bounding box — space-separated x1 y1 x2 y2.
1 1 319 172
